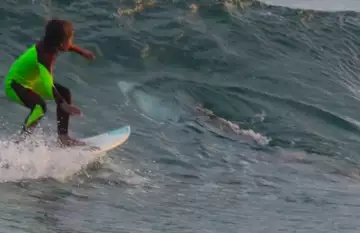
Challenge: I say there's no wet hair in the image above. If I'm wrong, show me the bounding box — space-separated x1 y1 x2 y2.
43 19 73 49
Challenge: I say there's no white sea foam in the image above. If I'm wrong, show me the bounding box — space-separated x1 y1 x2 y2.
258 0 360 12
0 132 99 183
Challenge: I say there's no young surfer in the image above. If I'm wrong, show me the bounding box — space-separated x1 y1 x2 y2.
3 19 96 146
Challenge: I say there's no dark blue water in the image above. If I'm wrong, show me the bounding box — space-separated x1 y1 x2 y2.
1 0 360 232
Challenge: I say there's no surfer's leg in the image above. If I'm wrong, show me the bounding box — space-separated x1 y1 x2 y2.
9 81 47 134
53 83 70 135
53 83 85 146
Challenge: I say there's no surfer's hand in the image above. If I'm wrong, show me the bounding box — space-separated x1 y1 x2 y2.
83 50 96 60
60 102 82 116
68 45 96 60
69 105 82 116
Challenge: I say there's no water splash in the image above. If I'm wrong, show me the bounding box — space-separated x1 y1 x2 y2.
0 132 100 183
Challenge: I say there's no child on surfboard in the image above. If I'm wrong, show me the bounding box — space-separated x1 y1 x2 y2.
3 19 95 147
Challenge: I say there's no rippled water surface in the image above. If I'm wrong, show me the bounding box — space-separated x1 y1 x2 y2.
1 0 360 232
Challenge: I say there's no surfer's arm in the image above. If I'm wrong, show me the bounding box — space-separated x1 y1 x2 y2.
69 44 96 60
52 86 66 104
37 56 66 105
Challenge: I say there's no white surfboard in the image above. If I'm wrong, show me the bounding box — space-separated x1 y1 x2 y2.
45 125 131 179
79 125 131 155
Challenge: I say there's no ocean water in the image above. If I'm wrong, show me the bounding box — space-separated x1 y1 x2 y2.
1 0 360 232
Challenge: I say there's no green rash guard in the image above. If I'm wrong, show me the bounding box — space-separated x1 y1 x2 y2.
4 45 55 104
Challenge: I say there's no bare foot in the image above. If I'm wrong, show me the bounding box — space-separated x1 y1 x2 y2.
58 134 86 147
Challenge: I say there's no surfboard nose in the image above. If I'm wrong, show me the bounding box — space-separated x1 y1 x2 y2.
109 125 131 136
